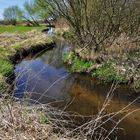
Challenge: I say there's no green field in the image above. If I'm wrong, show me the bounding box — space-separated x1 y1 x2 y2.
0 26 46 33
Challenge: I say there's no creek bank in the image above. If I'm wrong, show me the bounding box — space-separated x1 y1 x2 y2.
61 31 140 92
62 51 140 92
0 30 55 92
10 42 55 64
7 42 55 90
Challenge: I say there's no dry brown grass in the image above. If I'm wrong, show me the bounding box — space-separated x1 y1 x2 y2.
106 33 140 57
0 101 52 140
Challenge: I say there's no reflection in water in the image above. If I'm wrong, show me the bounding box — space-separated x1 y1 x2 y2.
15 40 140 140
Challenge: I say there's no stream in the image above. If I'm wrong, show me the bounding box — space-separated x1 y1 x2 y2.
15 39 140 140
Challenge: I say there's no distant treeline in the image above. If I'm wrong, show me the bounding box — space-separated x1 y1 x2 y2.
0 20 46 26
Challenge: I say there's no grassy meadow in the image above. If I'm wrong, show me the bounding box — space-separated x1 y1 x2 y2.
0 25 46 33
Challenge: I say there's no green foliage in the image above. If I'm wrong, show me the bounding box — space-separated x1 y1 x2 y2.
23 1 41 26
63 53 129 83
134 80 140 91
47 36 54 44
63 31 74 39
0 26 46 34
71 57 94 72
0 60 13 77
62 52 75 63
92 63 128 83
11 44 22 49
0 75 6 91
0 82 5 91
34 0 50 21
62 52 94 72
40 114 48 124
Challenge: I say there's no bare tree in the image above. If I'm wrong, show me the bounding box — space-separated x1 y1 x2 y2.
36 0 140 52
22 1 40 26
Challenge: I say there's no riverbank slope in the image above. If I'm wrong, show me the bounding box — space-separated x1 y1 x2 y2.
0 26 54 92
62 31 140 92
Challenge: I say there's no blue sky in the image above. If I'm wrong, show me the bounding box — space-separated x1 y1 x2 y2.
0 0 29 20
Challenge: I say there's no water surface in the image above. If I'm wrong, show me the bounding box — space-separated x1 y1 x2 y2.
15 39 140 140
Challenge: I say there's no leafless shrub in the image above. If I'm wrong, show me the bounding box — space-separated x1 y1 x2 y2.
36 0 140 53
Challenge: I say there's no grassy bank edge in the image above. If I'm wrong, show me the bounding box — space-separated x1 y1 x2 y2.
62 51 140 91
0 35 54 92
0 26 47 34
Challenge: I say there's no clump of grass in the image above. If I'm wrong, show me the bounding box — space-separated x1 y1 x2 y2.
0 75 6 91
0 101 54 140
92 63 128 83
55 30 62 36
71 57 94 72
47 36 54 44
62 52 95 72
133 80 140 92
12 44 22 49
0 60 13 77
63 52 129 83
62 52 75 63
0 47 14 59
62 31 74 39
40 114 49 124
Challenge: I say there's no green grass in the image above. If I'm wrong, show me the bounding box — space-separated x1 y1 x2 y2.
62 52 75 63
71 58 94 72
40 114 49 124
62 52 95 72
46 36 54 44
63 52 129 83
62 31 74 39
0 75 6 91
134 80 140 91
0 26 46 34
12 44 22 49
0 60 14 77
92 63 128 83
